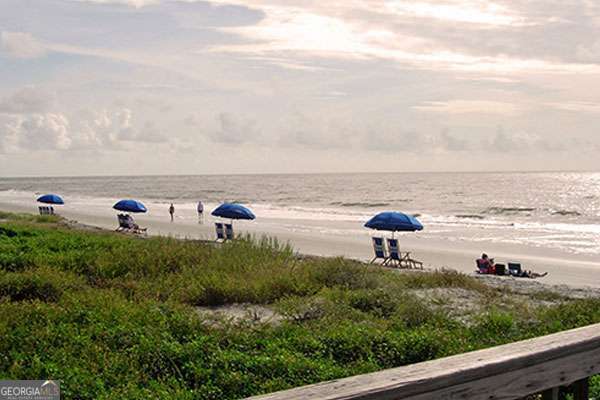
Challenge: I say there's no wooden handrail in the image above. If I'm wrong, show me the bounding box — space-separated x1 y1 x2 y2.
246 323 600 400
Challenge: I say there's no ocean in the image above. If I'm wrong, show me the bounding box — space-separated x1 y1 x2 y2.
1 172 599 257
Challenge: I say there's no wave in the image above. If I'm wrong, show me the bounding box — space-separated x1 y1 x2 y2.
484 207 536 215
551 210 582 217
455 214 485 220
331 202 391 208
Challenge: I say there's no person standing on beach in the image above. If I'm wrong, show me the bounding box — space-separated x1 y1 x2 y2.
169 203 175 222
197 201 204 223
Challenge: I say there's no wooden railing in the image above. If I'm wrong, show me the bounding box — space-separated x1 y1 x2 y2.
246 323 600 400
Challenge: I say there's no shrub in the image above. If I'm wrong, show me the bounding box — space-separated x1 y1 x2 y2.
1 214 599 400
0 268 83 302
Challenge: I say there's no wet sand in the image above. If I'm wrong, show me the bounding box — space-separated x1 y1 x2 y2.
1 200 599 289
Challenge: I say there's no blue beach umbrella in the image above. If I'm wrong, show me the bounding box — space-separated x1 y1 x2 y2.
37 194 64 205
113 199 147 213
364 211 423 235
211 203 255 220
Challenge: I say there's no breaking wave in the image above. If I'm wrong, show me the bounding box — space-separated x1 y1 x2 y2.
484 207 536 215
332 202 391 208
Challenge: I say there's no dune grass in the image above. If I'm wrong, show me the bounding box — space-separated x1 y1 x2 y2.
0 212 598 399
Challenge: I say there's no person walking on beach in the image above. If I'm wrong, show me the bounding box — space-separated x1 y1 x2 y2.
197 201 204 223
169 203 175 222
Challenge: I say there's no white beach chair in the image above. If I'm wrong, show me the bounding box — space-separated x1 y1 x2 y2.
215 222 225 241
370 237 388 264
225 223 234 241
385 238 422 269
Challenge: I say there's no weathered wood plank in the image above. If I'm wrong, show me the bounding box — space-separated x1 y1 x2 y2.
246 323 600 400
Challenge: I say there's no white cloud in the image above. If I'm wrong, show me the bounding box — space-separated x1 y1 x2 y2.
0 105 168 153
211 112 261 144
16 114 72 151
545 101 600 113
413 100 520 115
0 87 54 114
385 1 527 27
0 31 47 59
492 128 541 152
209 1 600 74
70 0 160 8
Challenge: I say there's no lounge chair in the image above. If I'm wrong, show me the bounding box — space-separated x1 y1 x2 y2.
225 223 234 241
385 238 423 269
116 214 128 231
38 206 54 215
495 263 506 275
116 214 147 234
508 262 522 277
370 237 387 263
215 222 225 241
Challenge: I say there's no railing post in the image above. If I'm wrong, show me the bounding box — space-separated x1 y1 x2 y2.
541 387 559 400
572 378 589 400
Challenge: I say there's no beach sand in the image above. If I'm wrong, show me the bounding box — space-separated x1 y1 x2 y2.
1 200 599 289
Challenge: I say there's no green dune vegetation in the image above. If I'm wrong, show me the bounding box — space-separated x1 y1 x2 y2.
0 211 598 400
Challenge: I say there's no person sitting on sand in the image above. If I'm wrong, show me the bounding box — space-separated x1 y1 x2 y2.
520 270 548 279
125 214 140 230
477 253 495 274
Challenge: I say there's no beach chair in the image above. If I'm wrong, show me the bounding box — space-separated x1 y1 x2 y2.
370 237 387 264
385 238 423 269
508 262 522 277
476 259 488 274
215 222 225 241
495 263 506 275
125 215 147 235
39 206 55 215
225 223 234 241
116 214 129 232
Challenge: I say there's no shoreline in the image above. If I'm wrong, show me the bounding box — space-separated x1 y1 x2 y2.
1 200 599 289
3 207 600 297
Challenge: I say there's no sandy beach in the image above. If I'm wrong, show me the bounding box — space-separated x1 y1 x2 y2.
2 198 598 289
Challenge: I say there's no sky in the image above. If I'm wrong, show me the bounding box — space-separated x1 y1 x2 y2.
1 0 600 176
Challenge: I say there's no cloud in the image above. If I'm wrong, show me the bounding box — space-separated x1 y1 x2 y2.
69 0 160 8
362 128 428 153
491 127 541 152
134 121 168 143
15 113 72 151
75 109 168 147
0 31 47 59
546 101 600 113
0 115 19 153
0 87 55 114
385 1 528 27
413 100 521 115
211 112 261 144
362 126 473 154
0 106 169 153
208 1 600 74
